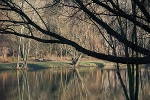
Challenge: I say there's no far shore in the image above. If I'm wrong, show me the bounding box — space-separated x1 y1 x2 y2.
0 60 147 70
0 60 105 70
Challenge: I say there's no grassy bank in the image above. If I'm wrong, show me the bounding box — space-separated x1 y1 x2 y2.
0 61 104 70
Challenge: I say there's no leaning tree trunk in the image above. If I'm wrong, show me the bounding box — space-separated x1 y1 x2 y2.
72 53 83 67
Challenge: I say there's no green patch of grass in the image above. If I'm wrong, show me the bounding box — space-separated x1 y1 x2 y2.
28 61 72 69
79 62 104 67
0 61 104 70
0 63 17 69
0 61 72 70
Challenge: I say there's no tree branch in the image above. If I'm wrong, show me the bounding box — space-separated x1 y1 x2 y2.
1 29 150 64
75 0 150 55
133 0 150 22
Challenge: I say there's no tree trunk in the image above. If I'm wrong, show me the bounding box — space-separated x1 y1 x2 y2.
17 36 21 69
73 53 83 67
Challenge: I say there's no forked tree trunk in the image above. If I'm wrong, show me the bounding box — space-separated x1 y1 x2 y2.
72 53 83 67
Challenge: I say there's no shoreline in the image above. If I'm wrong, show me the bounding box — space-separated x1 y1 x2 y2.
0 60 147 70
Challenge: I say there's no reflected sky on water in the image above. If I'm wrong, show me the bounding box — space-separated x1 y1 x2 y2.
0 67 150 100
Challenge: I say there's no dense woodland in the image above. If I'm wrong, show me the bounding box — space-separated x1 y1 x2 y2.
0 0 124 61
0 0 111 62
0 0 150 64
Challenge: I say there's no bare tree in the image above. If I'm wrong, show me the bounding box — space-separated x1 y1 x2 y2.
0 0 150 64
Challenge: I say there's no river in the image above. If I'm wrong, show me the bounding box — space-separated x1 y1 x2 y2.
0 67 150 100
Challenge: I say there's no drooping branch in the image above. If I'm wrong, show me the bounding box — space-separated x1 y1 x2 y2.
93 0 150 25
0 30 62 44
75 0 150 55
133 0 150 22
1 0 150 64
1 28 150 64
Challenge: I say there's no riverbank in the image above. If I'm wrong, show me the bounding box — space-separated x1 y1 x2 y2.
0 60 146 70
0 60 104 70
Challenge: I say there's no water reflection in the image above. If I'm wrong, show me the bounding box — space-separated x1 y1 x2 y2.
0 67 150 100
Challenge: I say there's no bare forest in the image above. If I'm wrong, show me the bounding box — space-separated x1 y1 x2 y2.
0 0 109 62
0 0 150 64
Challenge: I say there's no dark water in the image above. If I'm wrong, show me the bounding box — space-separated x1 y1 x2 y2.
0 67 150 100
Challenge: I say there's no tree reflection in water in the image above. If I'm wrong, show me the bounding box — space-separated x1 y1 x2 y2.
0 67 150 100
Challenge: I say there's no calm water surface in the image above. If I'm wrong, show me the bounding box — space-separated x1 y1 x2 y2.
0 67 150 100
